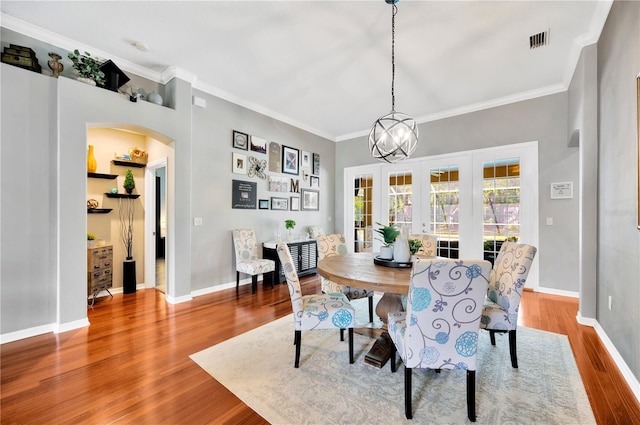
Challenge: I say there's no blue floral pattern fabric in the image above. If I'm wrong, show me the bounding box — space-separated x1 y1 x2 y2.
317 234 374 302
388 258 492 370
232 229 276 276
277 242 355 331
480 242 537 332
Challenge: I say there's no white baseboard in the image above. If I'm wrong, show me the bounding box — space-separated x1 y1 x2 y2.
54 318 90 334
190 276 267 298
165 293 193 304
535 286 579 298
576 312 597 327
594 321 640 404
0 323 56 344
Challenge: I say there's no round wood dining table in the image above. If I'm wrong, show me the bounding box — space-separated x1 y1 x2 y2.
317 252 413 368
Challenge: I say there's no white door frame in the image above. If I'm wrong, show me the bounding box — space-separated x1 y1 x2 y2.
145 157 168 291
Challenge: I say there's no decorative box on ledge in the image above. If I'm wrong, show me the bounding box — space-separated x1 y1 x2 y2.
263 239 317 284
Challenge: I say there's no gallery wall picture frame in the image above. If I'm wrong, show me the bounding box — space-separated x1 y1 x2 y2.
250 135 267 154
310 175 319 189
282 145 299 175
232 179 257 209
269 176 289 192
232 152 247 174
301 188 319 211
268 142 281 173
259 199 270 210
290 196 300 211
271 197 288 211
233 130 249 150
312 152 320 175
301 150 311 168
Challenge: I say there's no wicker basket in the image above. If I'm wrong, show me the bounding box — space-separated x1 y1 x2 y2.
128 147 148 165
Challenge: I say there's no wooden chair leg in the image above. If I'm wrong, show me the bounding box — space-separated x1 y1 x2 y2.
368 296 374 323
390 343 397 373
270 271 275 289
489 329 496 345
340 328 345 341
294 330 301 368
251 275 258 294
404 367 413 419
467 370 476 422
348 328 354 364
236 271 240 293
509 330 518 368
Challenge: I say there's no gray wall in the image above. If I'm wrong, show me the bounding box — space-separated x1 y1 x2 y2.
336 93 581 293
189 90 335 291
597 0 640 382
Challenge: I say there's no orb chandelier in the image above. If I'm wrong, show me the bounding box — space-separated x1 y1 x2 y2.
368 0 418 163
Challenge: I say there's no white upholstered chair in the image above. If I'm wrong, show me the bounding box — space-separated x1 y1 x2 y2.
409 233 438 257
480 241 537 368
388 258 492 421
276 242 355 368
317 233 375 322
232 229 276 294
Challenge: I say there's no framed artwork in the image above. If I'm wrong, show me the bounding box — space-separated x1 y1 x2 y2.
301 188 319 211
312 152 320 175
259 199 269 210
268 142 281 173
232 180 257 209
250 135 267 154
550 182 573 199
282 145 299 175
247 156 267 179
301 150 311 168
310 175 319 189
271 197 288 210
232 152 247 174
232 130 249 150
269 176 289 192
290 196 300 211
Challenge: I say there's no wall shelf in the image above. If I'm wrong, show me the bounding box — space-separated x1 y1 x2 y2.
105 193 140 199
88 172 118 179
88 208 112 214
112 160 145 168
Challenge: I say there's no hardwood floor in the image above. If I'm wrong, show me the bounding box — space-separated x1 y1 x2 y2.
1 277 639 424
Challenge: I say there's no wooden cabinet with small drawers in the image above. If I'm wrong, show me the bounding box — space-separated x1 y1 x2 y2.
87 245 113 303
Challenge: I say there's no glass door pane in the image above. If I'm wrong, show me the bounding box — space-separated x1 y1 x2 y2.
387 171 412 228
429 166 460 258
354 174 374 252
482 158 520 265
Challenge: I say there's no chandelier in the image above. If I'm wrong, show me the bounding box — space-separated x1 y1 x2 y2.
368 0 418 163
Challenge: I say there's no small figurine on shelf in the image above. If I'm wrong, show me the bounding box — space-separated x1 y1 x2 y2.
123 169 135 194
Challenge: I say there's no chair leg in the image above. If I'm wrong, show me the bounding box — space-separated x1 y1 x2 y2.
489 329 496 346
368 296 374 323
509 330 518 368
294 330 301 368
236 271 240 293
348 328 354 364
467 370 476 422
404 367 413 419
340 328 345 341
390 343 397 373
251 275 258 294
270 271 275 289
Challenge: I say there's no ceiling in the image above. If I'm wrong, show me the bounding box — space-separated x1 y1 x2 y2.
0 1 611 141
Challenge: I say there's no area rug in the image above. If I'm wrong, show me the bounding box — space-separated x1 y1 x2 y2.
190 298 595 425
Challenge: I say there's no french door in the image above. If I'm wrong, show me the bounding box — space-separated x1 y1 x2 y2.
344 142 539 288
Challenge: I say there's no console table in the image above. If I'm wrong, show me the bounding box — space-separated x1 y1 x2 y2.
263 239 318 284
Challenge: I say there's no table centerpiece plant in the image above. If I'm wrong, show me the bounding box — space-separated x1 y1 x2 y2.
374 222 400 260
285 219 296 241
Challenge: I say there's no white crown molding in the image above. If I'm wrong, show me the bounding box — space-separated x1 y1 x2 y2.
336 83 567 142
1 13 163 83
193 79 335 141
161 66 197 85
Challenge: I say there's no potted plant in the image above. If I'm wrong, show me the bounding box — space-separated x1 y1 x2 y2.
285 219 296 241
374 222 400 259
408 239 423 256
123 169 135 194
87 232 96 248
68 49 105 86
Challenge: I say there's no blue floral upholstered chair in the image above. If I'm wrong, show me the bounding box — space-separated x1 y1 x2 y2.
276 242 355 368
388 258 492 421
480 241 537 368
317 234 375 323
232 229 276 294
409 233 438 257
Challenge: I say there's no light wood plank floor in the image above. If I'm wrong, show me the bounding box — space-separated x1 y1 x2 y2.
1 276 639 424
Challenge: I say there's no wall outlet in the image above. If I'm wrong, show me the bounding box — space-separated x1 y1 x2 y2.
194 217 203 226
608 296 612 310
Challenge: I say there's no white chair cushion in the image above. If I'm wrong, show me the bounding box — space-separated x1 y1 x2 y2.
236 259 275 275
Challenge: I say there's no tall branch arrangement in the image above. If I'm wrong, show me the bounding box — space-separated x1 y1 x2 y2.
118 198 135 260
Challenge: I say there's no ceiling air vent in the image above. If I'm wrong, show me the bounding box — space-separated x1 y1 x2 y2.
529 30 549 49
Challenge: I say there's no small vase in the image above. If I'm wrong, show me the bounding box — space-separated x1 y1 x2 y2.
147 91 163 105
87 240 95 248
87 145 97 173
379 245 394 260
287 230 293 241
393 235 411 263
